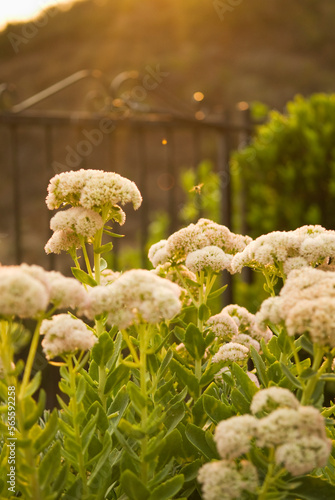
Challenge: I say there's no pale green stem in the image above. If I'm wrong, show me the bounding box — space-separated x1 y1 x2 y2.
93 227 104 285
139 327 148 485
122 329 140 365
288 336 303 376
301 344 326 405
174 266 197 306
20 317 43 397
80 239 93 277
257 448 285 500
68 356 88 497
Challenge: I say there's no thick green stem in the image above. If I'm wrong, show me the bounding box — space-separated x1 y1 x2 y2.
68 356 88 497
139 329 148 485
20 318 42 397
257 448 285 500
93 227 104 285
81 239 93 277
301 344 325 405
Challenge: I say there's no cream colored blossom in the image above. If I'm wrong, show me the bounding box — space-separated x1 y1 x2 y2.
44 229 80 254
257 267 335 346
46 272 86 309
40 314 97 359
256 406 327 448
231 225 335 275
207 312 239 341
46 169 142 211
214 415 258 459
185 246 233 273
198 460 258 500
148 239 170 267
250 387 300 415
231 333 260 352
221 304 272 343
165 218 251 263
212 342 249 363
275 436 332 476
50 207 104 238
0 266 49 318
84 270 182 329
100 269 121 286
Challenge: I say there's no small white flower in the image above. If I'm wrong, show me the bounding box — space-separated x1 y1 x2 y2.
83 270 182 329
212 342 249 363
250 387 300 415
185 246 233 273
40 314 97 359
198 460 258 500
44 229 80 254
275 436 332 476
50 207 104 239
207 312 239 341
214 415 258 459
0 266 49 318
148 239 169 267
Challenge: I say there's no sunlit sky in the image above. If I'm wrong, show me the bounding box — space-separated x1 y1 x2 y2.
0 0 79 29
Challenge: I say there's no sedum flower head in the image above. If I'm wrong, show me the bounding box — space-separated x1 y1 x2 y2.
40 314 97 359
231 333 260 352
164 218 251 263
207 312 239 341
214 415 258 460
275 436 332 476
221 304 272 343
257 267 335 347
46 169 142 211
83 270 182 329
212 342 249 363
198 460 258 500
231 225 335 275
0 266 49 318
44 229 80 254
185 245 233 273
50 207 104 239
256 405 327 448
250 387 300 415
148 239 169 267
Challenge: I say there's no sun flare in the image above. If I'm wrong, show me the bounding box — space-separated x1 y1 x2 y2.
0 0 78 29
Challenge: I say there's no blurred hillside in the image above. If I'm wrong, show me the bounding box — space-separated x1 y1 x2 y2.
0 0 334 111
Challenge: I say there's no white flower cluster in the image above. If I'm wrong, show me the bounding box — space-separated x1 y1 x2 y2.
212 342 249 364
209 304 271 366
148 219 251 271
0 266 49 318
83 269 182 329
40 314 97 359
256 267 335 346
45 169 141 254
231 225 335 275
0 264 86 319
50 207 104 239
198 460 258 500
44 229 80 255
185 246 233 273
210 388 331 479
46 169 142 211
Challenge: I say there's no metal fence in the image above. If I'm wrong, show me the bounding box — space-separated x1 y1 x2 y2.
0 71 254 299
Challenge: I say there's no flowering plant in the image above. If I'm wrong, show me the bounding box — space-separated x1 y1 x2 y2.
1 169 335 499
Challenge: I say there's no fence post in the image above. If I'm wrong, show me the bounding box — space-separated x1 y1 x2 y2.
217 111 233 305
10 124 22 264
238 104 254 285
